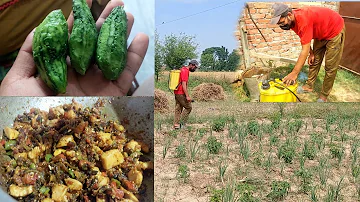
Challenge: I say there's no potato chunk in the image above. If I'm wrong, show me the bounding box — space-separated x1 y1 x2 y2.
125 140 141 153
56 135 75 148
64 110 76 119
128 168 143 187
120 186 139 202
51 184 68 202
28 146 42 161
101 149 124 170
138 141 150 153
42 198 55 202
137 161 154 170
9 184 33 197
14 152 28 159
54 149 66 156
114 122 125 132
64 178 82 191
98 132 112 142
4 127 19 140
92 167 110 187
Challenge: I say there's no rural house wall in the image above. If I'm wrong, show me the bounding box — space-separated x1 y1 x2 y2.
235 2 339 69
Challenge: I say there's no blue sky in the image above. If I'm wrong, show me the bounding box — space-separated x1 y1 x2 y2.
156 0 247 58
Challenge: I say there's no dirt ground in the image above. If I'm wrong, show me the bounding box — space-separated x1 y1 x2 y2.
155 103 360 202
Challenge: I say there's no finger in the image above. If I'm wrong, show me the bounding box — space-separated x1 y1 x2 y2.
95 0 124 30
114 33 149 94
67 0 93 33
6 29 36 79
96 11 134 39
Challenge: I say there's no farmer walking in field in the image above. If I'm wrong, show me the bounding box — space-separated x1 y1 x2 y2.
270 3 345 102
173 60 199 129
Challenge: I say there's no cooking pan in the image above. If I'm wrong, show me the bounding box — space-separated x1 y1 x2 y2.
0 97 154 202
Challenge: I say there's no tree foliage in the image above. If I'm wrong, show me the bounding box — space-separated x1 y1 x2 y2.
200 46 240 71
161 32 198 70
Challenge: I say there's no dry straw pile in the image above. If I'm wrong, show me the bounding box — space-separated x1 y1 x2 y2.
192 83 225 101
154 89 169 112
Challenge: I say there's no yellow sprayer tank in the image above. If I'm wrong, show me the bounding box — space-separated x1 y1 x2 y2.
169 70 181 90
259 79 298 102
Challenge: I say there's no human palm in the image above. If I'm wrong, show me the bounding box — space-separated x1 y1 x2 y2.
0 0 149 96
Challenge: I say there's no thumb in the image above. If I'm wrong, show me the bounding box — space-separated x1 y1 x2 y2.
6 29 37 79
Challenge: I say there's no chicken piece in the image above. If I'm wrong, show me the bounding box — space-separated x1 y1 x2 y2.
4 127 19 140
9 184 33 197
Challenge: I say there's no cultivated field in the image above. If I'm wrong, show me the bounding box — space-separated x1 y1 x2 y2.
155 103 360 202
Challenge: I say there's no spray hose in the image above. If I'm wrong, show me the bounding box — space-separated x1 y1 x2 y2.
272 79 302 102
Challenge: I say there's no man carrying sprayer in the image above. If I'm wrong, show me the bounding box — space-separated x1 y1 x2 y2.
270 3 345 102
173 60 199 130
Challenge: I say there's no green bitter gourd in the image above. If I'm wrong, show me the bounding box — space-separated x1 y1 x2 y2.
96 6 128 80
33 10 68 94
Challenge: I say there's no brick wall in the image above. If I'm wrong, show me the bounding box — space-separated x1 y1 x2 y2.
235 2 340 69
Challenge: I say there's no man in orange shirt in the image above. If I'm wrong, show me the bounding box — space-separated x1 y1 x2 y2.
270 3 345 102
173 60 198 129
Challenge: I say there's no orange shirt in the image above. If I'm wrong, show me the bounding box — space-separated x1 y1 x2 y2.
291 7 344 45
174 66 189 95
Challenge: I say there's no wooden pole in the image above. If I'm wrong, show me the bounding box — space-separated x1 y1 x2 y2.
240 19 251 70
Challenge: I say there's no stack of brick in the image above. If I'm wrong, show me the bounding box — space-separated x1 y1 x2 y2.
235 1 339 69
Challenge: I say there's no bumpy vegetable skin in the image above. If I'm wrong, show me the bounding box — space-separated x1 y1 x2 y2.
69 0 98 75
33 10 68 94
96 6 128 80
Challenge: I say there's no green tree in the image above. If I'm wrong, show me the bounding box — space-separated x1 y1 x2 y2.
200 46 235 71
155 30 163 81
162 33 198 70
200 53 215 70
226 50 241 71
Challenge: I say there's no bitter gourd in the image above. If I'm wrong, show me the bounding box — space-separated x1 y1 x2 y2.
69 0 98 75
96 6 128 80
33 10 68 94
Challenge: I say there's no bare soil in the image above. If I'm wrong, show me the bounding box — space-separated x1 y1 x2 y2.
155 104 360 202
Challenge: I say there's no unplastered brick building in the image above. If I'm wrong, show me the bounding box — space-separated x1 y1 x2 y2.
235 2 340 69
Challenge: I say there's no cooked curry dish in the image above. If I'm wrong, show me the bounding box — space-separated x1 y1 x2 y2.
0 101 153 202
